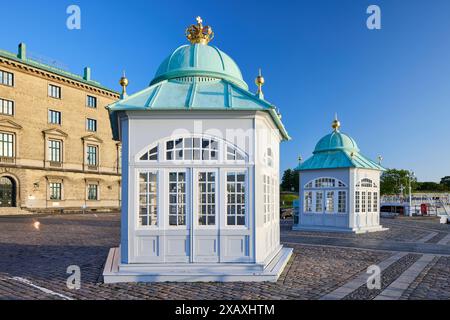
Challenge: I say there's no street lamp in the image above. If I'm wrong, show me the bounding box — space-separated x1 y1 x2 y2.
408 171 415 217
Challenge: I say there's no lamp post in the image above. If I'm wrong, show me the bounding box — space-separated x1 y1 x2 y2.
408 171 415 217
408 171 414 217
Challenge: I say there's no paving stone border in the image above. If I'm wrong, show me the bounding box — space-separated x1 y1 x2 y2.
342 253 421 300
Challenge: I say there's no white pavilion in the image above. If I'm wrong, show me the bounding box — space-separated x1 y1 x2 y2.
293 117 387 233
103 17 292 282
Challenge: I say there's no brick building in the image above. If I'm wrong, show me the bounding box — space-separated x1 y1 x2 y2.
0 43 121 213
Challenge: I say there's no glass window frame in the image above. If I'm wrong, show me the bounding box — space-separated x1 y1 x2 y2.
225 170 247 227
0 70 14 87
48 84 61 99
86 95 97 108
0 98 14 116
87 183 99 201
86 144 98 166
49 182 62 200
0 132 14 158
48 109 62 125
138 171 158 227
48 139 62 163
168 170 187 227
86 118 97 132
197 170 217 227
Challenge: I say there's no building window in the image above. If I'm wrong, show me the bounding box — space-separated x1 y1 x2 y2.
265 148 274 167
373 192 378 212
355 191 360 213
48 84 61 99
86 118 97 132
361 191 366 213
0 98 14 116
198 172 216 226
304 191 313 212
357 178 374 188
166 137 218 161
263 175 274 223
0 132 14 158
48 139 62 162
86 95 97 108
315 191 323 212
87 145 98 166
168 172 186 226
226 145 245 161
139 172 158 226
0 70 14 86
226 172 246 226
139 146 158 161
87 184 99 201
326 191 334 213
338 191 346 213
48 110 61 125
49 182 62 200
368 191 372 212
305 178 346 189
272 177 276 220
315 178 335 188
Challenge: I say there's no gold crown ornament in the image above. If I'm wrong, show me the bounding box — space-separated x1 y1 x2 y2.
185 16 214 45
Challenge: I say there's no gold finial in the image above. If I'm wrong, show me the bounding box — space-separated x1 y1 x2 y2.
255 68 265 98
185 16 214 45
332 113 341 131
119 71 128 97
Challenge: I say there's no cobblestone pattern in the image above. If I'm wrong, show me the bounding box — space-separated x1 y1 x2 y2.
0 214 389 300
342 253 421 300
400 256 450 300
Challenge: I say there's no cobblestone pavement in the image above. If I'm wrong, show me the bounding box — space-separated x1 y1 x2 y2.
0 214 449 300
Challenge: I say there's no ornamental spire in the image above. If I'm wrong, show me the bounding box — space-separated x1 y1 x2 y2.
185 16 214 45
332 113 341 131
119 70 129 99
255 68 265 99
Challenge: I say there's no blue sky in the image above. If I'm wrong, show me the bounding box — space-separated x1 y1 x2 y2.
1 0 449 182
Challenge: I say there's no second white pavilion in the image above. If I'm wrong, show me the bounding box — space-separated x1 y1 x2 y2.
293 117 387 234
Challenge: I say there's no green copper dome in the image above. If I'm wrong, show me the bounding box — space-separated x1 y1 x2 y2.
150 44 248 90
297 119 384 171
314 130 359 154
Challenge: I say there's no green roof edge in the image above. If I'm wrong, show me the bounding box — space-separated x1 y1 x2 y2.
0 49 119 94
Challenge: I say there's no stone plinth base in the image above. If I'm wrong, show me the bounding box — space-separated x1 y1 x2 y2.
103 246 293 283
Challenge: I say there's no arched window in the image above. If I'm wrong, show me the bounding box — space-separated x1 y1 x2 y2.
355 178 379 214
356 178 377 188
139 145 158 161
137 135 247 163
304 178 347 189
165 137 219 161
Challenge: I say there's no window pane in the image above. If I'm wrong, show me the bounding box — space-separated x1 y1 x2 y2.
198 172 216 226
138 172 158 226
168 172 186 226
226 172 246 226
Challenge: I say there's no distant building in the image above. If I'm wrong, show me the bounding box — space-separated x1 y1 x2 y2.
293 117 386 233
103 17 292 282
0 43 121 213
